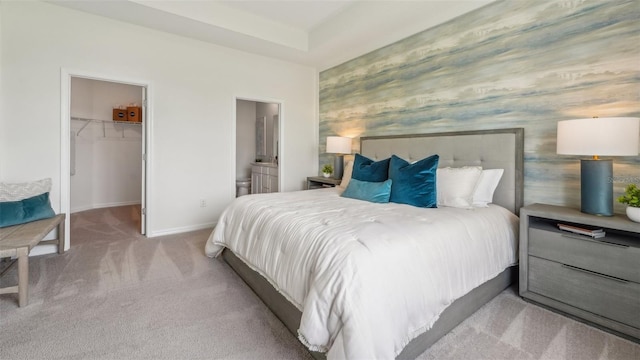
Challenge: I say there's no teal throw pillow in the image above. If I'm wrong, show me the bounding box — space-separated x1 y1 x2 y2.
0 192 55 228
389 154 439 208
352 153 390 182
341 178 393 203
0 201 24 226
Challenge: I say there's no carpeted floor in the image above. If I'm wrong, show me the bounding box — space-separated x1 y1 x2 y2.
1 206 638 359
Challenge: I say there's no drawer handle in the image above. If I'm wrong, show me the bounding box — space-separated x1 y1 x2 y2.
560 233 629 248
561 264 629 284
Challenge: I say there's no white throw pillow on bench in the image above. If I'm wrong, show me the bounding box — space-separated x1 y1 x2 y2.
0 178 52 201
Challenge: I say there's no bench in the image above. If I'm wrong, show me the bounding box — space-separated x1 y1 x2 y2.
0 214 65 307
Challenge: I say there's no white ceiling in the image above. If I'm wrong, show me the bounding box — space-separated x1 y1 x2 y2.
48 0 494 71
219 1 356 32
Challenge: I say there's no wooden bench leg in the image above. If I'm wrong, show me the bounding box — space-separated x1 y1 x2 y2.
17 247 29 307
57 219 66 255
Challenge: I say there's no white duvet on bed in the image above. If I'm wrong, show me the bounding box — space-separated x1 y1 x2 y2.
205 188 518 359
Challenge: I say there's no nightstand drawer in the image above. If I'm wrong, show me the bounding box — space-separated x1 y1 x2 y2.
529 227 640 283
529 256 640 329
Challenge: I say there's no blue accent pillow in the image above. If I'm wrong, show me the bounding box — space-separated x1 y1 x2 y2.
0 192 55 228
341 178 393 203
389 154 439 208
352 153 391 182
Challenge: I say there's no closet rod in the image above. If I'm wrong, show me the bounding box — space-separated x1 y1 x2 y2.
71 116 141 136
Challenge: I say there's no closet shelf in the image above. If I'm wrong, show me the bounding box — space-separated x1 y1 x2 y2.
71 116 141 137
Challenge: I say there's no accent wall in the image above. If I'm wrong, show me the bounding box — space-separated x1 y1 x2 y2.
319 0 639 212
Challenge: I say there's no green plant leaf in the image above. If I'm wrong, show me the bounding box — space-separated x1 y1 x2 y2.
618 183 640 207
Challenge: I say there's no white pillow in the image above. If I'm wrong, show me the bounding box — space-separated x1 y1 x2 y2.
472 169 504 207
436 167 482 208
0 178 52 201
339 160 354 189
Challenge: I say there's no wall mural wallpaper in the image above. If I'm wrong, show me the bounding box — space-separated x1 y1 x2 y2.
319 0 639 211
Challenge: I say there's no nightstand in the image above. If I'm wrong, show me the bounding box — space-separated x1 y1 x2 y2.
306 176 342 190
520 203 640 341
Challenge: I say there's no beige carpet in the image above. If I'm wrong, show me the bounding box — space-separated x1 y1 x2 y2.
1 206 638 360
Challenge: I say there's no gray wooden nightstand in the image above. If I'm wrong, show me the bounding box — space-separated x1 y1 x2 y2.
306 176 342 190
519 203 640 341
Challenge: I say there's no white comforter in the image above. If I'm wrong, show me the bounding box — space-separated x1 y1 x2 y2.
205 188 518 359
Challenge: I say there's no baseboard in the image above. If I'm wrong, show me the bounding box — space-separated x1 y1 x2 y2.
27 222 216 256
148 222 216 237
29 244 59 257
27 229 60 256
71 201 141 213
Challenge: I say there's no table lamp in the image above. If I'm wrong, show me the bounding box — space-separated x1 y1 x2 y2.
557 117 639 216
326 136 352 180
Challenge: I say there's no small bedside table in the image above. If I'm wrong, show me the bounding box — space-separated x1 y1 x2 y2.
519 203 640 341
306 176 342 190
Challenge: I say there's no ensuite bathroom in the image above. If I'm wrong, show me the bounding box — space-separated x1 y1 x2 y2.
235 99 280 197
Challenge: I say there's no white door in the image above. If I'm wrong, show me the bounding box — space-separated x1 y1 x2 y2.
141 87 147 235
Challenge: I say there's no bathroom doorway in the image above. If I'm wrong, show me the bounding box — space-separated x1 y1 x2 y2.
235 99 280 197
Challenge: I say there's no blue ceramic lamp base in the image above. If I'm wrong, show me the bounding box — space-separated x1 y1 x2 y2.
581 159 613 216
333 155 344 180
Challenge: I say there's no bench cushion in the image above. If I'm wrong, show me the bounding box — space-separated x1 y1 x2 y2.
0 192 55 228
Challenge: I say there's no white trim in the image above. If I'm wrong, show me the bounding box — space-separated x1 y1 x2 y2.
231 97 237 199
278 103 283 192
148 222 216 237
60 69 71 251
60 68 153 250
144 84 154 237
28 244 59 257
314 72 320 176
70 201 142 214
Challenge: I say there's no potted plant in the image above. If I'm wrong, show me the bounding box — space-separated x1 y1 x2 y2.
618 184 640 223
322 164 333 178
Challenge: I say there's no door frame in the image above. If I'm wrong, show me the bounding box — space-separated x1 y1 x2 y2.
60 68 153 249
234 96 283 195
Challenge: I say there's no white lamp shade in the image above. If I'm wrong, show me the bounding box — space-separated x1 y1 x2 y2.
326 136 352 154
557 117 639 156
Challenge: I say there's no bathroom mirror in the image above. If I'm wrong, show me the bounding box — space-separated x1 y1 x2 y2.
254 103 279 162
256 116 267 157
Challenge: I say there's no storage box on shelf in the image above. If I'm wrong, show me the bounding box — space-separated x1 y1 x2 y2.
520 203 640 341
112 109 127 121
127 106 142 122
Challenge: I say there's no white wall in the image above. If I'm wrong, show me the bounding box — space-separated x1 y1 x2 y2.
236 100 256 180
70 78 142 213
71 77 143 120
0 1 317 239
0 3 3 157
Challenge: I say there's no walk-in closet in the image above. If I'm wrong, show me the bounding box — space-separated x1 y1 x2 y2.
70 78 145 235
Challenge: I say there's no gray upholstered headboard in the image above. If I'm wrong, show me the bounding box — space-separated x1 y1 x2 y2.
360 128 524 215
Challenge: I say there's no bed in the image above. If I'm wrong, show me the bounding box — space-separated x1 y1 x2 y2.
206 128 524 359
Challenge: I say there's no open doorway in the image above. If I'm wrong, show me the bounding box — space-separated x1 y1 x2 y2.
235 99 280 197
69 77 145 236
61 71 150 250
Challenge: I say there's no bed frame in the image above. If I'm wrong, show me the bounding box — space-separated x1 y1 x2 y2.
221 128 524 359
